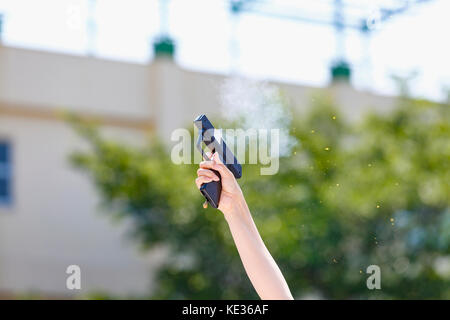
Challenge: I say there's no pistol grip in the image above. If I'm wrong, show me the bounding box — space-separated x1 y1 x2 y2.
199 170 222 209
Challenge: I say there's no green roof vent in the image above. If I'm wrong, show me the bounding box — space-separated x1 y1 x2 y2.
330 60 351 83
153 35 176 59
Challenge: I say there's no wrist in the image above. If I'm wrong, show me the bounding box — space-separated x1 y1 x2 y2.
223 193 251 224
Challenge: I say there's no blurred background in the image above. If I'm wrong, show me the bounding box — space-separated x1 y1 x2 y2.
0 0 448 299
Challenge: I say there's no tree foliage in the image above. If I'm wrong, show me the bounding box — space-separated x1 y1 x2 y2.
70 96 449 299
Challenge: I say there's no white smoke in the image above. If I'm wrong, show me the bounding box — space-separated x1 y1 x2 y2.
219 77 297 157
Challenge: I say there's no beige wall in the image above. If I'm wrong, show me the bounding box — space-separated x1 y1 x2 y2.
0 46 153 119
149 60 397 140
0 45 397 140
0 114 166 297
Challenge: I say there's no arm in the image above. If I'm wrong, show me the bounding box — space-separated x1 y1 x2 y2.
196 153 293 300
222 195 294 300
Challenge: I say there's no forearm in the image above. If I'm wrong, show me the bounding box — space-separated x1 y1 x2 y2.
223 197 293 300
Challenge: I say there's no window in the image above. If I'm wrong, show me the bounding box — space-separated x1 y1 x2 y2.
0 141 12 206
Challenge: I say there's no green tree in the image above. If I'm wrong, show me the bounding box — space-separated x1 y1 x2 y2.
69 95 449 299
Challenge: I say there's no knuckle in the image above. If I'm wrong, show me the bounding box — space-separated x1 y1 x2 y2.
198 168 213 177
214 163 226 172
201 160 212 166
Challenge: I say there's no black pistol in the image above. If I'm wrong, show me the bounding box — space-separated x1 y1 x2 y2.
194 115 242 208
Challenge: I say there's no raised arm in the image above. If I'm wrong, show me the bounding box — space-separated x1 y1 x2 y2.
195 153 293 300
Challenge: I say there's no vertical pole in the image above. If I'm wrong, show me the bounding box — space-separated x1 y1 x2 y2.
229 2 241 74
159 0 169 36
334 0 345 60
330 0 351 83
87 0 97 56
0 13 4 43
361 28 372 89
153 0 175 59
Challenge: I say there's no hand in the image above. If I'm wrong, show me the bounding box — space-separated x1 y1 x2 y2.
195 152 244 215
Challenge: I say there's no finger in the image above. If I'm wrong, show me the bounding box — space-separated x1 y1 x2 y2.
213 151 223 164
202 201 208 209
197 168 219 180
199 160 215 170
195 176 214 189
211 152 233 178
199 156 231 178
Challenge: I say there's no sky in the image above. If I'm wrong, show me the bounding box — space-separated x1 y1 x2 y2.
0 0 449 101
